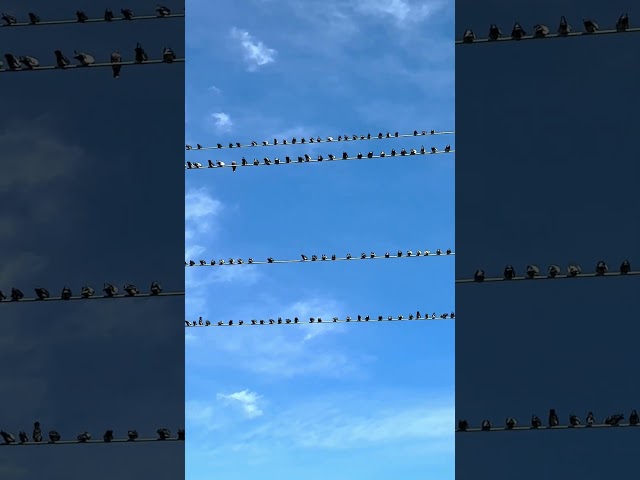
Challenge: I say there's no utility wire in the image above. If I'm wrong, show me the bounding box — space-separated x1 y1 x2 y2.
186 148 454 171
457 262 637 284
1 283 183 303
456 18 639 44
457 422 639 432
0 429 184 447
0 11 184 28
186 312 455 327
186 130 455 152
0 58 184 74
186 249 454 267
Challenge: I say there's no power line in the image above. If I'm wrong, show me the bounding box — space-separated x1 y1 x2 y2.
456 16 638 44
456 261 636 284
186 311 455 327
186 148 454 171
0 58 184 74
0 428 184 446
186 249 454 267
457 411 639 432
1 283 184 303
186 130 455 152
0 10 183 28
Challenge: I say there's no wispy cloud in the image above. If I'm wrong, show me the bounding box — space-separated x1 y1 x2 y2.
208 85 222 94
185 187 223 234
230 27 277 70
211 112 232 131
217 390 264 419
353 0 445 24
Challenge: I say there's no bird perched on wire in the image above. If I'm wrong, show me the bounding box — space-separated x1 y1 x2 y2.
162 47 176 63
121 8 135 20
76 10 89 22
134 43 148 63
104 8 114 21
19 56 39 69
156 5 171 17
54 50 71 68
1 12 18 25
3 53 20 70
28 12 40 24
110 51 122 78
74 51 95 66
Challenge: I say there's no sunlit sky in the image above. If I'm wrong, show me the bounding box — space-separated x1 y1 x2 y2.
185 0 454 479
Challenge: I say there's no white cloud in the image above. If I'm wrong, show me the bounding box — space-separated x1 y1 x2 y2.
353 0 444 24
208 85 222 94
211 112 232 131
230 27 277 70
185 187 222 232
217 390 264 418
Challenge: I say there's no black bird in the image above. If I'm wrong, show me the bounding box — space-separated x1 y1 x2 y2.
157 5 171 17
503 265 516 279
1 12 18 25
548 409 559 427
18 431 28 443
122 8 135 20
4 53 21 70
0 431 15 444
457 420 469 431
505 417 517 429
531 415 542 429
616 13 629 32
604 414 624 426
569 414 580 426
33 422 43 442
110 50 122 78
135 43 148 63
586 411 595 426
103 430 114 442
629 409 639 426
488 23 502 40
481 420 492 431
473 269 485 282
104 9 114 21
49 430 61 442
163 46 176 63
558 15 571 35
583 18 599 33
76 10 88 22
54 50 71 68
28 12 41 24
511 22 526 39
620 259 631 274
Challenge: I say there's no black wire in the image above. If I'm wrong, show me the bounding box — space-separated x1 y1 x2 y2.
0 12 184 28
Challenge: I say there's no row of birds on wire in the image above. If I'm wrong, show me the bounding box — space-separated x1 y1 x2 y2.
0 423 184 446
186 249 453 267
185 145 453 171
0 282 186 303
0 6 180 27
458 409 640 432
460 14 634 43
186 311 455 327
185 129 455 151
458 260 638 284
0 45 179 77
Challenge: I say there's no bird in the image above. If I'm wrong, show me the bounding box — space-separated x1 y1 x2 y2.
569 414 580 426
0 431 16 444
505 417 517 429
33 422 43 442
1 12 18 25
548 409 559 427
481 420 492 431
4 53 21 70
533 24 550 38
511 22 526 39
604 413 624 426
54 50 71 68
473 269 485 282
121 8 135 20
620 259 631 274
110 51 122 78
157 5 171 17
531 415 542 428
503 265 516 279
77 432 91 442
567 264 582 276
49 430 61 442
76 10 89 22
558 16 572 35
163 46 176 63
586 411 595 426
629 409 639 426
616 13 629 32
547 264 561 277
488 23 502 40
28 12 40 24
104 8 114 21
583 18 599 33
462 29 476 43
134 43 148 63
74 50 95 66
19 56 40 69
595 260 608 275
18 431 28 443
526 264 539 278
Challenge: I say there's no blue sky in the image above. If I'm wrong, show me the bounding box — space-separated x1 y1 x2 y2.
0 1 184 477
184 1 454 479
456 0 640 478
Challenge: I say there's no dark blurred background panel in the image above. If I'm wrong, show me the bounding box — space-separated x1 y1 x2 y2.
456 1 639 478
0 1 185 478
